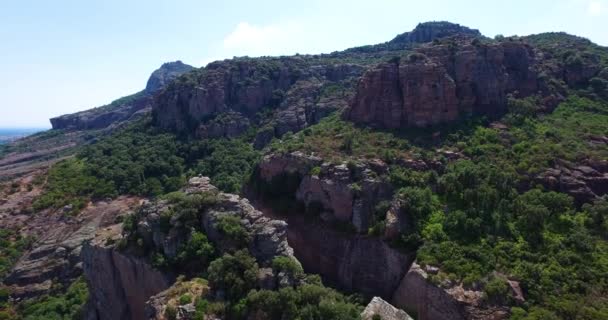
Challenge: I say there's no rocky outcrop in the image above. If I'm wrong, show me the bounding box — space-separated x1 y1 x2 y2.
136 176 295 266
50 94 153 130
345 21 481 54
346 37 541 129
144 278 210 320
152 57 364 140
392 263 509 320
361 297 414 320
392 22 481 46
83 177 299 320
82 227 173 320
536 158 608 205
3 196 140 299
257 152 392 233
50 61 194 130
195 112 251 139
145 61 195 93
253 152 413 298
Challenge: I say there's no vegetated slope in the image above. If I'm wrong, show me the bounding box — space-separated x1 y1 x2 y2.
2 22 608 320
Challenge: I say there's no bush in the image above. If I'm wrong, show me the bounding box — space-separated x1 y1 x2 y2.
484 277 509 303
176 231 215 268
214 215 250 248
272 256 303 277
20 278 89 320
179 294 192 305
246 283 362 320
207 250 259 300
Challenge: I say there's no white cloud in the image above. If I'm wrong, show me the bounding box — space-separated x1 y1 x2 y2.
199 20 318 67
587 0 606 16
224 22 283 50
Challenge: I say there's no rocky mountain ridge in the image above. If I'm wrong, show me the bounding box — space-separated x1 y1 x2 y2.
50 61 194 131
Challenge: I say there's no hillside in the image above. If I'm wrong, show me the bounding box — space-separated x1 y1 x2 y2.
1 21 608 320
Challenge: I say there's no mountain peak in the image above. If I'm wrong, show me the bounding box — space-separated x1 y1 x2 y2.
389 21 481 45
145 60 195 93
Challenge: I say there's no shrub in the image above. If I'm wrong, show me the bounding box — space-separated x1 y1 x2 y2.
207 250 259 300
272 256 303 277
484 277 509 303
214 215 250 248
179 294 192 305
176 231 215 267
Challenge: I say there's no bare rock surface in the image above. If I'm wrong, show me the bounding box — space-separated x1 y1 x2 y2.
392 263 509 320
361 297 413 320
2 196 141 299
536 159 608 205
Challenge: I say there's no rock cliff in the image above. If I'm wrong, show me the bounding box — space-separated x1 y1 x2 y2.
82 228 173 320
152 57 363 142
252 152 412 296
346 37 542 128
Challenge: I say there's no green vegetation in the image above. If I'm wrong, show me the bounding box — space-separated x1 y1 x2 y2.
273 95 608 318
32 158 114 215
246 283 362 320
194 138 260 193
214 215 251 249
18 278 88 320
207 250 259 301
34 118 260 214
0 229 33 279
272 256 303 278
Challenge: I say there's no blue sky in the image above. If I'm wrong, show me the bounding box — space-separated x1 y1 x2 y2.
0 0 606 128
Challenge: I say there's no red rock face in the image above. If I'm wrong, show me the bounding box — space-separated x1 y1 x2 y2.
346 39 540 129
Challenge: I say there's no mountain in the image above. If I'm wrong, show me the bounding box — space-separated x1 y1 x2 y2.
1 21 608 320
49 61 194 131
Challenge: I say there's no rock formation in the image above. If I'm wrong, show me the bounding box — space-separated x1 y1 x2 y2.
361 297 414 320
392 263 510 320
145 61 194 94
344 21 481 54
152 57 364 142
253 152 414 297
256 152 392 233
3 196 140 299
252 152 516 319
82 230 173 320
346 37 541 129
536 158 608 205
82 176 299 320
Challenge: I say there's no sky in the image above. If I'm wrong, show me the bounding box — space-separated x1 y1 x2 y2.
0 0 606 128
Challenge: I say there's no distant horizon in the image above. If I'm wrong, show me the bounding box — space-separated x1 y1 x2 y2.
0 127 49 132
